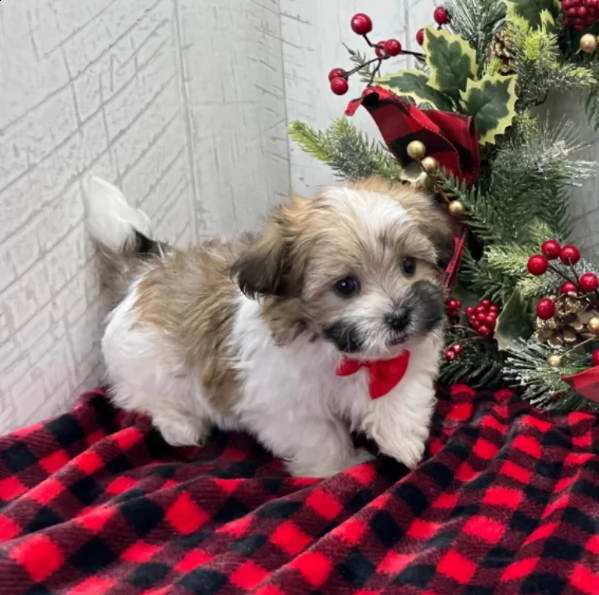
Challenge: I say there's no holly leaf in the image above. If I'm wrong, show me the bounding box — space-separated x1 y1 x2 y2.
495 289 534 352
377 70 453 111
423 26 477 102
460 74 518 145
504 0 560 29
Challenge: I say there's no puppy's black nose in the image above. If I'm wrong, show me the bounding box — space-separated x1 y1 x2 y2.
385 308 411 331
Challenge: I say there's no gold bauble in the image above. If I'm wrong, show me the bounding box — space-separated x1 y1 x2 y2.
407 140 426 161
589 317 599 335
448 200 465 218
421 156 438 174
547 354 563 368
580 34 598 54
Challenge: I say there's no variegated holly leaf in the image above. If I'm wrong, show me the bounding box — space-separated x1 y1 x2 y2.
460 74 518 145
423 26 477 102
504 0 560 29
377 70 453 111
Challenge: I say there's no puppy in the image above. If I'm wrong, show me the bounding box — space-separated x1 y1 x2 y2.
85 176 450 477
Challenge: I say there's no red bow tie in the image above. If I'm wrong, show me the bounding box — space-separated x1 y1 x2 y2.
336 350 411 399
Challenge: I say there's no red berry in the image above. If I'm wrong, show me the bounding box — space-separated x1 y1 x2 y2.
528 254 549 276
384 39 402 56
560 281 578 294
328 68 346 82
560 245 581 265
541 239 561 260
416 28 425 46
580 273 599 292
481 299 491 309
375 41 386 58
351 13 373 35
434 6 450 24
455 300 462 309
592 348 599 367
448 299 459 310
478 325 490 336
536 298 556 321
451 343 463 354
473 320 481 330
445 349 457 362
489 305 499 314
476 305 485 313
469 315 477 325
578 5 588 17
465 306 474 315
330 77 349 96
477 312 487 322
485 315 496 326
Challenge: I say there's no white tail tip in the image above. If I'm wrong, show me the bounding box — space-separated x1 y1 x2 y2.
84 176 152 253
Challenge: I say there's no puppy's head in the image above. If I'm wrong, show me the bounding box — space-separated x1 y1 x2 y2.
231 176 450 358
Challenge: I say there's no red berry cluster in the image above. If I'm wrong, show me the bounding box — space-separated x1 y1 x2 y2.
528 239 599 320
446 298 462 318
444 342 463 361
328 12 430 96
465 299 499 338
415 6 450 46
561 0 599 32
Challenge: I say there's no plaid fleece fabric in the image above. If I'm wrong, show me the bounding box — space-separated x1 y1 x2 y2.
1 387 599 594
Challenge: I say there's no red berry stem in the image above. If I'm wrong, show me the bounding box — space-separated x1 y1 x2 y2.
547 263 578 285
344 56 386 78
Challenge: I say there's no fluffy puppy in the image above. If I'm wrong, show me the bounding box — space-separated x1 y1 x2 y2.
85 176 450 477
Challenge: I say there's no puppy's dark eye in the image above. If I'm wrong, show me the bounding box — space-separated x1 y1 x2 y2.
401 257 416 276
334 276 360 298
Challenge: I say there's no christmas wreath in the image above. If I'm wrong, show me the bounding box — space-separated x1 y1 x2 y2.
289 0 599 411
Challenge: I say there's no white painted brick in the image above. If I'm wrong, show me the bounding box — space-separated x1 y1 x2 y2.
112 80 180 175
45 226 89 296
0 338 23 375
0 220 43 293
0 39 69 131
38 183 84 253
0 111 108 245
104 49 175 141
140 152 188 221
63 0 160 77
0 260 52 331
73 35 137 122
121 116 186 205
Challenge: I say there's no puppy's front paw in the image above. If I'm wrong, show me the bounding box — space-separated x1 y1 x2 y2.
154 414 208 447
378 433 427 469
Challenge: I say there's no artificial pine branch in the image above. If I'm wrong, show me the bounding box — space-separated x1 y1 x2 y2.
288 119 403 181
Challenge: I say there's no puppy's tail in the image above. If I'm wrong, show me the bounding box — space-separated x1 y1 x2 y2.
84 176 164 300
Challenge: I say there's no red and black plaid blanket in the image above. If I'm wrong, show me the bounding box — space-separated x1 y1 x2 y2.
1 386 598 594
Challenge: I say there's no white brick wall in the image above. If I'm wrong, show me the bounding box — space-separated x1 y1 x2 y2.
0 0 289 432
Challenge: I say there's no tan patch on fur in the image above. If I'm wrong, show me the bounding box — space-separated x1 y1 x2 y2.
132 239 245 413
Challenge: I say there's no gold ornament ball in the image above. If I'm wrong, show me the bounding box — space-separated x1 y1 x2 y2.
588 317 599 335
580 34 598 54
448 200 465 218
407 140 426 161
421 156 438 174
547 354 563 368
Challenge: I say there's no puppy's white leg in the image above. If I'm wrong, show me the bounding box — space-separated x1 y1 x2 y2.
362 384 436 469
253 417 373 478
151 409 210 447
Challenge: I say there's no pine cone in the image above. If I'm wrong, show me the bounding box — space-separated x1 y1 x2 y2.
489 28 514 75
535 295 597 348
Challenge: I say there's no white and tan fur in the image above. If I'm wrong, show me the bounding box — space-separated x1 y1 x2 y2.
85 176 450 477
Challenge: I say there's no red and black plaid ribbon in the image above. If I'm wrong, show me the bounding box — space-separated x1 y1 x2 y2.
346 86 480 293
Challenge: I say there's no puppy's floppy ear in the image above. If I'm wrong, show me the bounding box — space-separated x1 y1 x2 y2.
231 205 294 299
